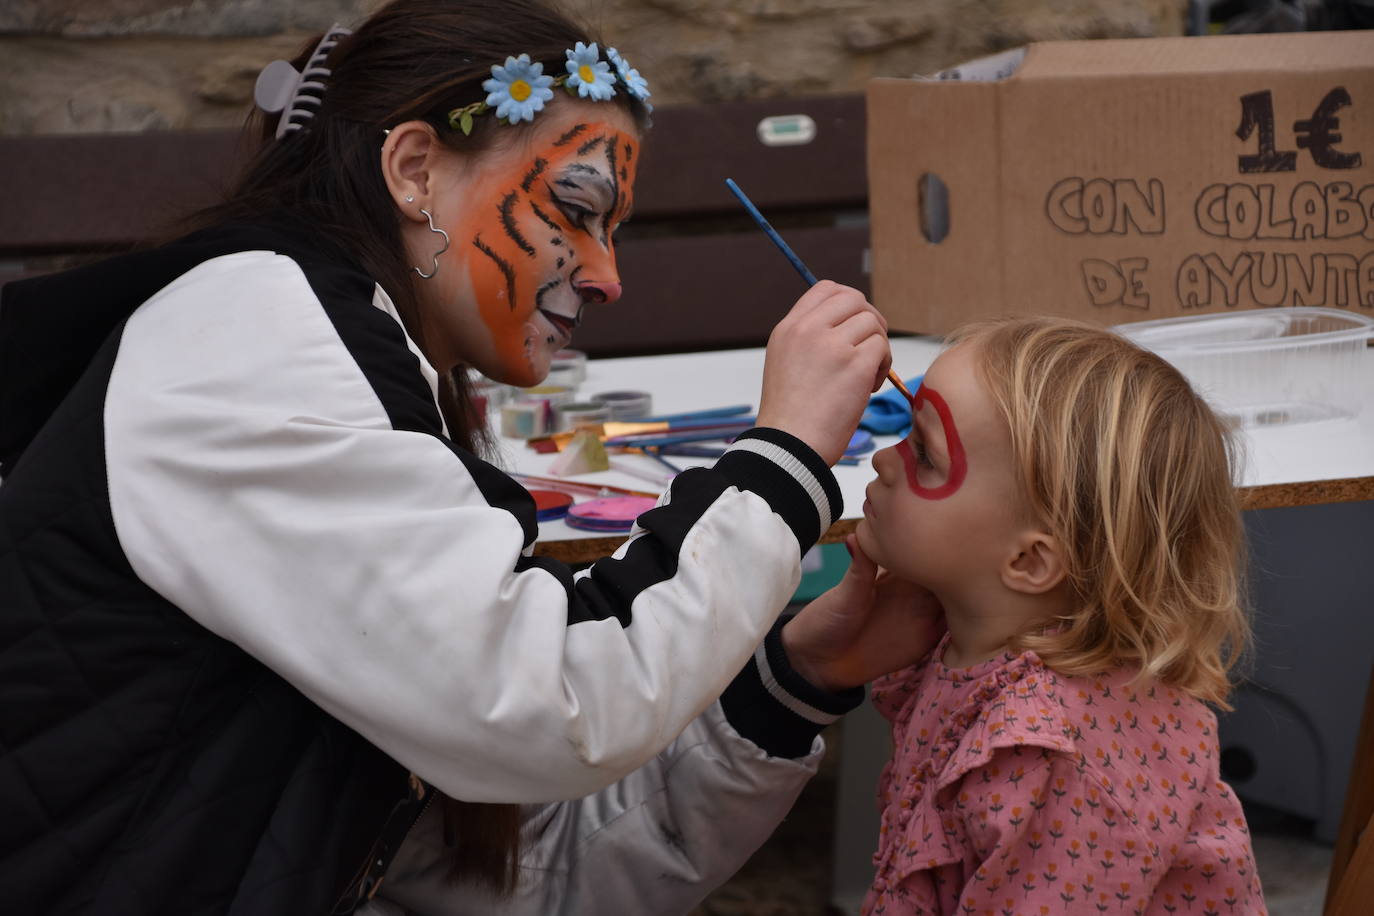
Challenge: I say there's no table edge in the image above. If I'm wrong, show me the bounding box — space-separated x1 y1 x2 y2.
532 476 1374 564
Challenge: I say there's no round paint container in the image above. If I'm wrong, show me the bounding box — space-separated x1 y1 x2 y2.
527 489 575 522
515 385 575 433
500 401 547 439
565 495 658 533
544 361 583 393
470 377 509 408
552 349 588 386
516 384 576 408
592 389 653 420
556 401 612 432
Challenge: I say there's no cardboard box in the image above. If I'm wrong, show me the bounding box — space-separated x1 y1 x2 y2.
866 32 1374 334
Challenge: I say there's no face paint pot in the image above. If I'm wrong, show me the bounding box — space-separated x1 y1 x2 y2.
468 372 510 406
591 389 653 420
555 401 612 432
527 489 575 522
500 401 548 439
552 349 588 386
544 362 584 393
564 495 659 533
516 385 576 432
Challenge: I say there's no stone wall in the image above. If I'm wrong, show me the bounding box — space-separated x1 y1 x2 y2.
0 0 1186 134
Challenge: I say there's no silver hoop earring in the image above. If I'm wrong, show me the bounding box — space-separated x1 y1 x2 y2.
414 208 449 279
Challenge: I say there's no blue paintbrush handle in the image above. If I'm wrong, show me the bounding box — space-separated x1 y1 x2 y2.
725 178 819 286
661 415 756 430
639 405 754 423
726 176 915 405
606 429 747 449
640 448 686 475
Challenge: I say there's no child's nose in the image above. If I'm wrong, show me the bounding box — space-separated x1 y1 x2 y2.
871 444 899 482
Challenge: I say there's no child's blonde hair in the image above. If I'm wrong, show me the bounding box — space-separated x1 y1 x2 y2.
947 316 1250 708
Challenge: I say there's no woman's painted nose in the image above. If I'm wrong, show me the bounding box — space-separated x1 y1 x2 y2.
575 280 622 305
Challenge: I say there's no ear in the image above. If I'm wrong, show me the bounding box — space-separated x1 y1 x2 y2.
380 120 445 223
1001 529 1067 595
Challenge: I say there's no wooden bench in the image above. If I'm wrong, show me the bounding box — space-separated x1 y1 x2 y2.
0 94 870 357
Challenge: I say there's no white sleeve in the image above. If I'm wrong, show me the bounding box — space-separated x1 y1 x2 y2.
368 621 865 916
104 251 844 804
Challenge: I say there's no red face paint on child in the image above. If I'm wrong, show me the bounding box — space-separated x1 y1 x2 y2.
895 384 967 500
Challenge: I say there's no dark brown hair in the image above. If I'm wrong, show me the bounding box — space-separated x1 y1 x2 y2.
184 0 650 895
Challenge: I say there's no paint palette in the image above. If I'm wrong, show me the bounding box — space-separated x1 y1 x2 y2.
845 430 875 456
565 496 659 533
527 489 575 522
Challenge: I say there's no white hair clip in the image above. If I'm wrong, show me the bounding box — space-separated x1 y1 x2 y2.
254 24 352 140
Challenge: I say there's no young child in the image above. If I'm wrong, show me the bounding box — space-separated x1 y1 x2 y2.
844 316 1265 915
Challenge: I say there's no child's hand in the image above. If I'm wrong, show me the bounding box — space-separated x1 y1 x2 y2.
755 281 892 466
781 534 945 693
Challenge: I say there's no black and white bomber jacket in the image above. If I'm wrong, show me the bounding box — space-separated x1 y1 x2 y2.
0 221 861 915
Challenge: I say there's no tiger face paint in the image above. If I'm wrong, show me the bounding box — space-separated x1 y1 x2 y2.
438 102 638 387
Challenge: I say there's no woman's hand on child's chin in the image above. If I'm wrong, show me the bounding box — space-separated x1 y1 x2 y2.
782 534 946 693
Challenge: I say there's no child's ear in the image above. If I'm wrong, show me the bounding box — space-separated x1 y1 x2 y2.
1002 530 1066 595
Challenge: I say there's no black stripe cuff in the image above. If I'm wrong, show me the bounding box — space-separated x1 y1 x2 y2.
720 616 865 759
714 427 842 555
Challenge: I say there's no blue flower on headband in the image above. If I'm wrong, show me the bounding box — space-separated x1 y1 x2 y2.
565 42 616 101
482 54 555 123
606 47 651 108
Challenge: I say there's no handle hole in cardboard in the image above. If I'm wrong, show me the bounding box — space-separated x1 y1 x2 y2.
918 172 949 244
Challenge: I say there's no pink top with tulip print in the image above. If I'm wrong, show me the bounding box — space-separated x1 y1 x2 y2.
863 636 1267 916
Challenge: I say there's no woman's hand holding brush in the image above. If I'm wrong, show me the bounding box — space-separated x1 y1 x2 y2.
756 280 892 467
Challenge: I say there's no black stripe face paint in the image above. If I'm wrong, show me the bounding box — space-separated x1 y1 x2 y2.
499 192 536 257
471 234 516 309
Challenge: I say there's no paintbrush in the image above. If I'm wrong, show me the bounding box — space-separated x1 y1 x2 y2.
529 418 755 453
725 178 914 403
602 425 754 449
611 447 687 476
639 405 752 423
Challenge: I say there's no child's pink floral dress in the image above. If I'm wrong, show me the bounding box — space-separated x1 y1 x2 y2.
863 636 1266 915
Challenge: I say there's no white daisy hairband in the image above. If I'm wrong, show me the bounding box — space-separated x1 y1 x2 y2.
253 31 650 142
449 42 651 135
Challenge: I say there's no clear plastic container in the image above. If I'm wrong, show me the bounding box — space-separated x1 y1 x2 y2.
1112 308 1374 428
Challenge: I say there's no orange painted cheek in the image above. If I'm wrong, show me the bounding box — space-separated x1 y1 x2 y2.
463 243 509 305
455 204 539 369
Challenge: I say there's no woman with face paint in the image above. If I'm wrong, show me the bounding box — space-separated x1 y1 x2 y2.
0 1 936 913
